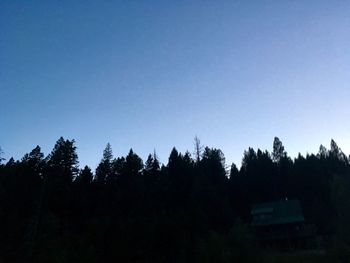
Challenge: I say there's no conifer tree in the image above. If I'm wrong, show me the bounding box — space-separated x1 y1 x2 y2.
95 143 114 183
272 137 286 163
46 137 79 182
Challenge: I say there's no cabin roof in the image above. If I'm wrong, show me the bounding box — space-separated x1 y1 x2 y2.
251 199 304 226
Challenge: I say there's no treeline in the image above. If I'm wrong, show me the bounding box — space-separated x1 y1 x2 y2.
0 137 350 262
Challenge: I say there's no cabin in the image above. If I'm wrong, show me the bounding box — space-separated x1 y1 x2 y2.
251 199 316 248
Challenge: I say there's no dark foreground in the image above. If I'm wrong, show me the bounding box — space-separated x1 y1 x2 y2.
1 137 350 262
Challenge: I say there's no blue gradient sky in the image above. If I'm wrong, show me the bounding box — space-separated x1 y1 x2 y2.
1 1 350 169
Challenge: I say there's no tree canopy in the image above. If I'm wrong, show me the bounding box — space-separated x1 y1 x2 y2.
0 136 349 262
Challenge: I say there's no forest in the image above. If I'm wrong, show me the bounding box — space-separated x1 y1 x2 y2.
0 136 350 262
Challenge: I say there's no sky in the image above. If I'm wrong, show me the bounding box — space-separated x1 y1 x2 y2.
1 1 350 169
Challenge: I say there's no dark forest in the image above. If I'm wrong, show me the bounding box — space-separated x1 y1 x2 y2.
1 137 350 262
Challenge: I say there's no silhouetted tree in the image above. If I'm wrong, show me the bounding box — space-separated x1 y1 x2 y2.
0 146 4 164
168 147 180 170
6 157 16 167
46 137 79 182
76 165 93 185
125 149 143 175
95 143 114 183
229 163 239 178
318 144 328 159
193 136 203 163
272 136 286 163
330 139 348 163
1 136 350 262
112 156 126 177
144 151 160 176
22 145 45 176
201 147 227 183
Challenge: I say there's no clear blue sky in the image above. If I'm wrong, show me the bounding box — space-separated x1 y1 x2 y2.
1 1 350 169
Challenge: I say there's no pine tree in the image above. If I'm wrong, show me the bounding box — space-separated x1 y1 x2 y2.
145 150 160 174
124 149 143 176
318 144 328 159
22 145 45 175
46 137 79 182
95 143 114 183
0 146 4 164
229 163 239 178
272 137 286 163
193 136 203 163
76 165 93 185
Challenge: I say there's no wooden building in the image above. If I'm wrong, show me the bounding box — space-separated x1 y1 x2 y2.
251 199 316 248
